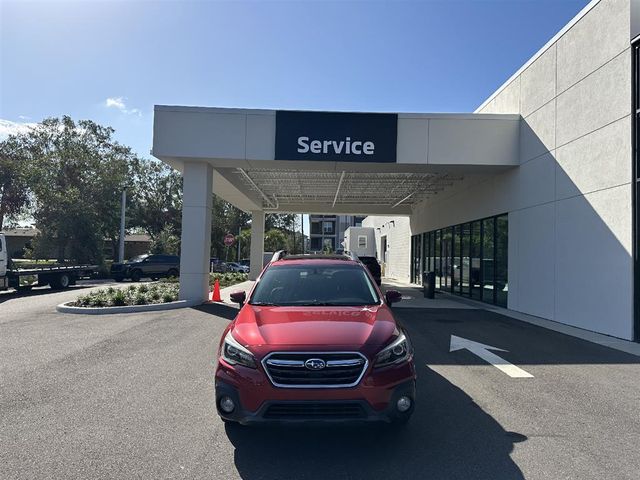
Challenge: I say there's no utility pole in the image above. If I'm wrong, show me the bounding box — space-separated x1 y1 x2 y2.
237 226 241 262
118 189 126 262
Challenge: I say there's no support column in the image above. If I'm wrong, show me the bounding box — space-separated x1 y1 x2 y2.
249 210 265 281
179 162 213 302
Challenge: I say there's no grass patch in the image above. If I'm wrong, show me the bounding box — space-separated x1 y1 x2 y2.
72 283 179 307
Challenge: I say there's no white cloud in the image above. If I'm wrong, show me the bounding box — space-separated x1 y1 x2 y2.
0 119 37 141
104 96 142 116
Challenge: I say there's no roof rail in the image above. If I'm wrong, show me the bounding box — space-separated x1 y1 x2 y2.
344 251 359 261
270 250 287 262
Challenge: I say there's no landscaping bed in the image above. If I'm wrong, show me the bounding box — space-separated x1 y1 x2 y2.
68 273 249 308
72 283 179 307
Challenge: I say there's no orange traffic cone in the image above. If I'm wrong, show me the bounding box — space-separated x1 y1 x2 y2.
211 279 222 302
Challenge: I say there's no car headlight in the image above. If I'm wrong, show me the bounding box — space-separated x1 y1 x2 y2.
374 331 412 368
221 331 257 369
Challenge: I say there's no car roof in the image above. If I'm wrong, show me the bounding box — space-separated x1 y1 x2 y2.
270 254 361 267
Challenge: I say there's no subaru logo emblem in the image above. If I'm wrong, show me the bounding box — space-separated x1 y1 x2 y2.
305 358 326 370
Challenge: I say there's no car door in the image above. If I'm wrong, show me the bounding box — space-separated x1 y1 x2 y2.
144 255 161 276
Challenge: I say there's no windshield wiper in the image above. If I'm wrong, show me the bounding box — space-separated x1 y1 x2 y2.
249 302 281 306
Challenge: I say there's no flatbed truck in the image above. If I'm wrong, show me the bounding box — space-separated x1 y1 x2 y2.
0 233 97 291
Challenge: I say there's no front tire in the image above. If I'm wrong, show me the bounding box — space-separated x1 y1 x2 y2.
130 270 142 282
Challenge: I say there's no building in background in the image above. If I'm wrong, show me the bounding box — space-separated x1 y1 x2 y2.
0 228 151 260
308 215 366 252
152 0 640 342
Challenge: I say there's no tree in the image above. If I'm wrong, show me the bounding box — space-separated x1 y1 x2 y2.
150 225 180 255
264 228 287 252
210 196 251 260
128 158 183 241
0 135 33 230
20 116 133 263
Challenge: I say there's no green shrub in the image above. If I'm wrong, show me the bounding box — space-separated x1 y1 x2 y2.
161 292 175 303
71 283 179 307
112 289 126 306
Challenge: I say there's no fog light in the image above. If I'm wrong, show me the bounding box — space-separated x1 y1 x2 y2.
396 396 412 413
219 396 235 413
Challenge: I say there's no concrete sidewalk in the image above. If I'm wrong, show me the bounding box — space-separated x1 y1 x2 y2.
210 280 255 305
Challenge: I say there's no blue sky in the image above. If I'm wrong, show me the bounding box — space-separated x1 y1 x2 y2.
1 0 589 158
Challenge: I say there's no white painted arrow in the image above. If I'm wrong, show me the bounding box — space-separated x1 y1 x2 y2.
449 335 533 378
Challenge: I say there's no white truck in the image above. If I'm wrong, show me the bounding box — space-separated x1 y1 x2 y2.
0 233 97 291
343 227 376 257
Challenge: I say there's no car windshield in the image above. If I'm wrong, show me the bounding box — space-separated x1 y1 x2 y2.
128 255 148 262
250 264 380 306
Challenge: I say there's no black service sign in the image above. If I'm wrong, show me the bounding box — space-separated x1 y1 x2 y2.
275 111 397 163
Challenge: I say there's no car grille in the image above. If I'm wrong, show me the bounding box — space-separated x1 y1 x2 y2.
262 352 368 388
264 402 367 420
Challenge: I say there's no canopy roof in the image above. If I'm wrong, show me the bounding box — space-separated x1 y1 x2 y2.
152 106 520 215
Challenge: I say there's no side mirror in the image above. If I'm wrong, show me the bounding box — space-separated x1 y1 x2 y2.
230 291 246 305
385 290 402 305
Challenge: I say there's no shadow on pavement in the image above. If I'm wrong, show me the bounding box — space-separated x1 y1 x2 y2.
395 307 640 366
192 302 238 321
225 365 525 480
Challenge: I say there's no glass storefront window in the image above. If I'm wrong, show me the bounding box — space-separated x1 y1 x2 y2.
419 214 506 306
495 215 508 307
482 218 495 304
453 225 461 294
461 223 470 296
422 232 428 280
471 221 481 300
442 227 452 291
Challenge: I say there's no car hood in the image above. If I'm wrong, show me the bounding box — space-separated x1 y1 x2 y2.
232 305 398 348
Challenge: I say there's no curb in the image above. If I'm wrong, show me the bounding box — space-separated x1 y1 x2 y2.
56 299 202 315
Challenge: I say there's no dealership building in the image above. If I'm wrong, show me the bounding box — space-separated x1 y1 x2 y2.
152 0 640 342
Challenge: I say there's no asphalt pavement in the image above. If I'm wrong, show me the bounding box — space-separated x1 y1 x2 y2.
1 285 639 479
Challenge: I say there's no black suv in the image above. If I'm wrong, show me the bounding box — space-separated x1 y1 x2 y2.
110 254 180 282
359 256 382 285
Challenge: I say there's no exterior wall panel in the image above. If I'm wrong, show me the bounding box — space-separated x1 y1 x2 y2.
404 0 634 339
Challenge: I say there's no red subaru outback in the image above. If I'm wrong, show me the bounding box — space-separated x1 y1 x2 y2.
214 253 416 425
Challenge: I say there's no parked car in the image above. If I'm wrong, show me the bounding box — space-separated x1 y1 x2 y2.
110 254 180 282
359 256 382 286
226 262 249 273
215 252 416 425
210 258 230 273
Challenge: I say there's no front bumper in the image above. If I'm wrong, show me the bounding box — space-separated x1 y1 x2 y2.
215 359 416 425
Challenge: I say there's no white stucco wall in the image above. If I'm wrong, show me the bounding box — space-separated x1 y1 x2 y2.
362 216 411 283
407 0 633 339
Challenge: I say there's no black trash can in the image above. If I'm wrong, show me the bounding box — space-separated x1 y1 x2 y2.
422 271 435 299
